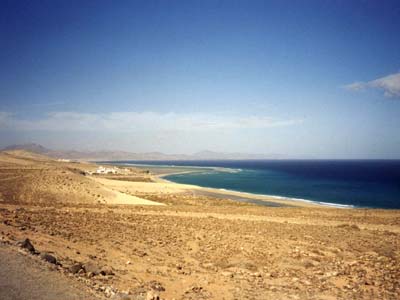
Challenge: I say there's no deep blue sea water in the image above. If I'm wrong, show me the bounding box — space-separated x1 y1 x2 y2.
107 160 400 209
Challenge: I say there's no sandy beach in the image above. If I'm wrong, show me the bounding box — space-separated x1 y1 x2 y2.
109 164 323 208
0 150 399 299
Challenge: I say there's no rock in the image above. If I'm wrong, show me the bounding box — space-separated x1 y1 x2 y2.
184 286 211 299
84 262 101 275
221 271 233 278
270 272 278 278
202 262 214 269
20 238 35 253
348 261 358 266
40 253 57 264
111 293 132 300
100 266 115 276
78 268 85 275
147 280 165 292
105 286 116 298
87 272 95 278
325 271 338 277
303 280 312 286
251 272 262 277
145 290 160 300
69 263 83 274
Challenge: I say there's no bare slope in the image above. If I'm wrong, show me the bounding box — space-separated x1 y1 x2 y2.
0 150 160 205
0 242 103 300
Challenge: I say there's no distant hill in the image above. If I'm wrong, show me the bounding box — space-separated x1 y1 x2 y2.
1 143 282 161
3 143 52 154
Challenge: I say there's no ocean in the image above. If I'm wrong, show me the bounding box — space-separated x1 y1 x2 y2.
107 160 400 209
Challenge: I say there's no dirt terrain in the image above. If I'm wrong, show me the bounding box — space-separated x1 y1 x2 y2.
0 150 399 299
0 242 104 300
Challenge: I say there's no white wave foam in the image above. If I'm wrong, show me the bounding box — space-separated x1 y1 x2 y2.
215 188 355 208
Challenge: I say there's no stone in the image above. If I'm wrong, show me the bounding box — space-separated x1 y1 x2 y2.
221 271 233 278
251 272 262 277
20 238 35 253
183 286 211 299
111 293 132 300
87 272 95 278
270 272 278 278
104 286 116 298
147 280 165 292
100 266 115 276
84 262 102 275
303 280 312 286
40 253 57 264
145 290 160 300
69 263 83 274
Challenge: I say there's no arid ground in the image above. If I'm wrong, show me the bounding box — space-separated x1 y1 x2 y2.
0 150 399 300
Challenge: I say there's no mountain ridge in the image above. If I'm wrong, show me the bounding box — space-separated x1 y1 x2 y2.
1 143 283 161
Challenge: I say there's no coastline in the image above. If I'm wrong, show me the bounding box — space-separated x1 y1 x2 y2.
97 161 316 208
105 160 400 210
95 162 323 208
156 173 349 209
106 162 361 209
113 164 331 208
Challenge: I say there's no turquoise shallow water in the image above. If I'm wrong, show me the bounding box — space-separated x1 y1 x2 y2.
105 160 400 209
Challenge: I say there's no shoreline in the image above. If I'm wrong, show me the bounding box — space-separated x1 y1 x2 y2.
116 166 327 208
100 161 400 210
101 162 322 209
96 162 321 208
109 163 350 209
156 173 352 209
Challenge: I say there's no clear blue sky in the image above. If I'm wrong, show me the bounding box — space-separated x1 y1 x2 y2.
1 0 400 158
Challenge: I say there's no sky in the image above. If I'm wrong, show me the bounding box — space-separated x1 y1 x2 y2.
1 0 400 158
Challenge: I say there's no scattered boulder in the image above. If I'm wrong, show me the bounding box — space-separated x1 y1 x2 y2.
40 253 57 264
104 286 116 298
147 280 165 292
100 266 115 276
80 263 115 276
84 262 101 275
183 286 211 299
111 293 132 300
69 263 84 274
146 290 160 300
20 238 35 253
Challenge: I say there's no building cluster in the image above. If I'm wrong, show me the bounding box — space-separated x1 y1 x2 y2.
87 166 130 175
